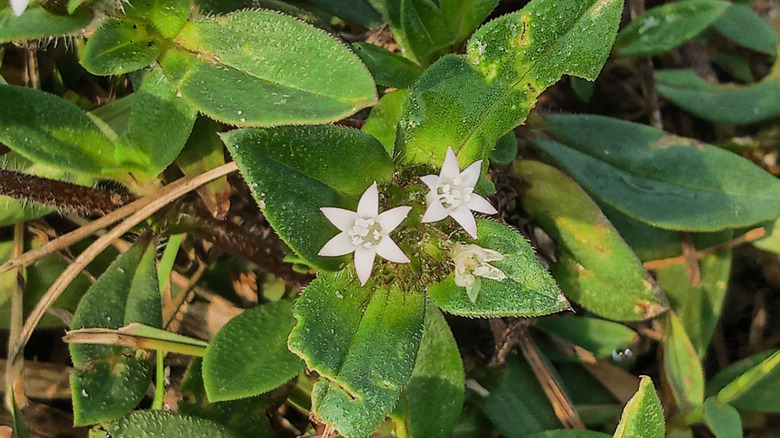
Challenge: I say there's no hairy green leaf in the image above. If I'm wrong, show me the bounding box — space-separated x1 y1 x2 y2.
203 300 304 402
91 410 238 437
81 19 160 76
289 272 425 438
70 240 162 425
428 219 569 318
613 376 665 438
537 114 780 231
362 89 409 155
516 160 667 321
0 7 91 43
222 125 394 271
166 10 377 126
398 0 623 168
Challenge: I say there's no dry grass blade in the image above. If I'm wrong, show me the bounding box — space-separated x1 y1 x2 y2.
8 162 239 363
5 223 27 411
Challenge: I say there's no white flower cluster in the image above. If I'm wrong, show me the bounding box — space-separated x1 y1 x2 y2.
319 147 505 289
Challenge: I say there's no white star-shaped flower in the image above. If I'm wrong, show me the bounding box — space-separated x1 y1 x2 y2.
318 182 412 285
10 0 30 16
420 147 498 238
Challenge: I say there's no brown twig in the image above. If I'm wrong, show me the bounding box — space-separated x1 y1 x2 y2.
7 162 239 364
4 223 27 411
0 169 135 216
644 227 766 269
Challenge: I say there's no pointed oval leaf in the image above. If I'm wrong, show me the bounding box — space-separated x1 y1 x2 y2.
114 67 197 177
288 271 426 438
614 0 729 56
362 89 409 155
69 241 162 425
428 219 569 318
0 7 92 43
662 312 704 412
536 316 638 358
516 160 667 321
150 0 191 38
440 0 499 44
353 42 424 89
536 114 780 231
167 10 377 126
398 0 623 167
202 300 304 402
655 238 732 358
221 125 394 271
703 398 743 438
400 0 455 66
81 19 160 76
93 410 239 438
714 4 778 55
715 349 780 412
0 85 118 176
655 70 780 125
401 305 464 438
613 376 665 438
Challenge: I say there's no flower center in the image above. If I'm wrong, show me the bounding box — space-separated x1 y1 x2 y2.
349 217 383 249
437 176 473 210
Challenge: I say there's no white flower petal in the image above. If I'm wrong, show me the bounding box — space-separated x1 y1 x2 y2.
354 248 377 285
440 147 461 181
460 160 482 188
375 238 410 263
466 195 498 215
356 182 379 217
421 200 449 223
377 206 412 232
321 207 357 231
318 232 355 256
11 0 30 16
420 174 439 190
449 207 478 238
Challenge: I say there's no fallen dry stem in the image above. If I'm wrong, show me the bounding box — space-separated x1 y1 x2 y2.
643 227 766 270
8 162 238 363
5 223 27 411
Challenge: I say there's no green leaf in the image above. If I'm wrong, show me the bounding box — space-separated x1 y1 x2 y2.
221 125 394 271
537 114 780 231
362 89 409 156
399 305 464 438
428 219 569 318
91 410 239 437
176 116 231 216
352 42 424 89
535 316 638 359
70 240 163 425
81 19 160 76
703 398 743 438
400 0 455 66
440 0 498 44
288 271 426 438
715 349 780 412
180 358 276 438
0 7 92 43
113 66 197 177
614 0 729 56
470 355 561 436
515 160 667 321
203 300 304 402
655 235 732 357
570 76 595 102
0 85 118 176
613 376 665 438
398 0 623 168
662 312 704 412
166 10 377 127
489 131 517 165
707 350 775 396
754 218 780 254
713 4 778 55
149 0 192 38
599 204 681 262
655 69 780 125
